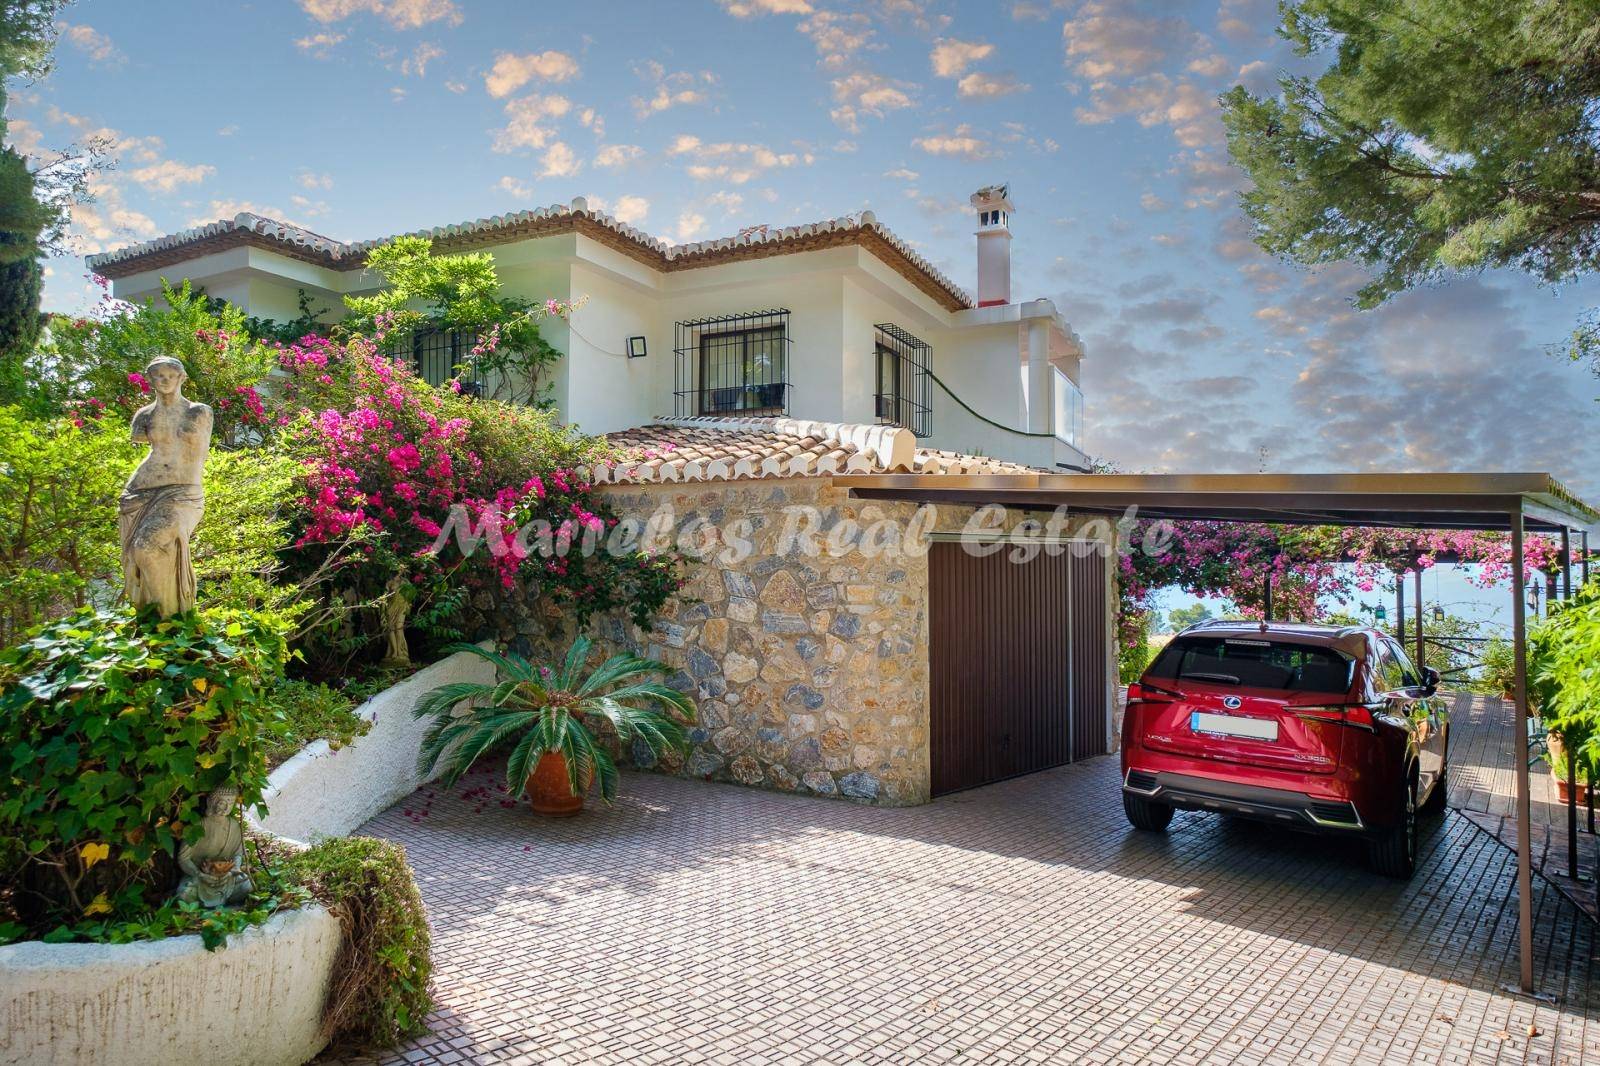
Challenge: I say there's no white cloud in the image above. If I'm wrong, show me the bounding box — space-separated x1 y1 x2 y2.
594 143 645 168
631 62 714 118
957 72 1027 98
610 194 649 224
298 0 462 30
798 10 877 70
883 167 919 181
444 78 467 93
930 38 992 78
675 209 707 241
539 141 580 178
496 175 533 198
402 41 444 77
298 171 335 190
1061 2 1197 80
706 190 744 213
1140 192 1170 212
670 136 812 184
1187 53 1231 77
294 31 346 57
126 160 214 193
491 93 571 152
912 124 991 159
717 0 813 15
58 23 122 64
485 51 579 97
829 71 915 132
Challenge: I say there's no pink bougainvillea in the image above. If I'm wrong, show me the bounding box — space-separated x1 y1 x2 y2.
1122 520 1563 624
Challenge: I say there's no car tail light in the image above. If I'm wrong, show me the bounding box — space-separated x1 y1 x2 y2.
1288 702 1375 732
1127 681 1180 705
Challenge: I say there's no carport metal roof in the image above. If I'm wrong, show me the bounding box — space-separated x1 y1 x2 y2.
833 471 1598 536
836 470 1598 998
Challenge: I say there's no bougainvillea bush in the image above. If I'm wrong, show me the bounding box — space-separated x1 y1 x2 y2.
275 328 681 669
1121 519 1562 627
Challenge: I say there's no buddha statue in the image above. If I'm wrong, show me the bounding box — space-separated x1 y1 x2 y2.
175 787 253 908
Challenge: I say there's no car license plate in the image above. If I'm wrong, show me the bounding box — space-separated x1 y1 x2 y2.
1191 711 1278 742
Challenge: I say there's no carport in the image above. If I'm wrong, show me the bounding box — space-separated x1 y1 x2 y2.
836 471 1599 996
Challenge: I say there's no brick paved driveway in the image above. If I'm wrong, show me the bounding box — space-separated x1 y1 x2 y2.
332 754 1599 1065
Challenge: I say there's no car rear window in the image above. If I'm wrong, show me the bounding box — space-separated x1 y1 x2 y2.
1146 635 1355 694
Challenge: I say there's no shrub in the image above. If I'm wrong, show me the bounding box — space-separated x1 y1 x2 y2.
0 606 287 934
0 407 136 645
278 836 432 1050
261 678 370 769
40 280 276 443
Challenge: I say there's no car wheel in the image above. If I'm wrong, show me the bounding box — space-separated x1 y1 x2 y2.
1124 792 1174 832
1369 778 1418 879
1419 766 1448 815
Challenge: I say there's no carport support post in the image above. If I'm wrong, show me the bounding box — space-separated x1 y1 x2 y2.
1511 512 1536 994
1263 570 1273 621
1414 568 1425 669
1396 573 1406 645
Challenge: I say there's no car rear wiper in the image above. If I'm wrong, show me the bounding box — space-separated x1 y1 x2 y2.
1181 672 1241 685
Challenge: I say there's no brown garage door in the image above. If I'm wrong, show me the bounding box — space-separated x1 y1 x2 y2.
928 540 1109 796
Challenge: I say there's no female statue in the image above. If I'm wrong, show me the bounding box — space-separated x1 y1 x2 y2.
120 356 213 617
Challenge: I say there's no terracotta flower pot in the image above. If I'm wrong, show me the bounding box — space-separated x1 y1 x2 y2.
1555 776 1593 806
526 750 584 817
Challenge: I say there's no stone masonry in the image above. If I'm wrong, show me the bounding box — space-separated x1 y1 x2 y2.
476 475 1114 807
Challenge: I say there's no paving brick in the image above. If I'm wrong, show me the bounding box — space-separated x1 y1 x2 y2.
322 749 1599 1065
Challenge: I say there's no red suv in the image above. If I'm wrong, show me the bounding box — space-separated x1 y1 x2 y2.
1121 620 1447 878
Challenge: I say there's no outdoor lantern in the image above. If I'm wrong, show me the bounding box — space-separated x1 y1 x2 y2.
627 335 648 359
1373 604 1387 623
1432 605 1445 623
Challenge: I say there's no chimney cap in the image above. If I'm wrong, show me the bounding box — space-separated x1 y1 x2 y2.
970 184 1014 212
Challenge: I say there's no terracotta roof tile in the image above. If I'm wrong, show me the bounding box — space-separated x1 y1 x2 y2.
591 416 1039 486
86 199 973 311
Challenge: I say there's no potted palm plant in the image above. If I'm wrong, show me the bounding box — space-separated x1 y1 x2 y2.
413 637 695 816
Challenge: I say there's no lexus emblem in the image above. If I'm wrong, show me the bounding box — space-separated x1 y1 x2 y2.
1222 696 1243 709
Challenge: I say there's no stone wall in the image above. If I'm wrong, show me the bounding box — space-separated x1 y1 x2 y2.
485 476 1116 807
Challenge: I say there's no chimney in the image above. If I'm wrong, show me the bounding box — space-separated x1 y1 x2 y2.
970 184 1013 307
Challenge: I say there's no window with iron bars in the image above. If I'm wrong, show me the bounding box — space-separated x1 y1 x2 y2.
674 309 791 417
873 323 931 437
391 327 484 394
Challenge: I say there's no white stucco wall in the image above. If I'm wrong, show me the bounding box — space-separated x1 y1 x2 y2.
0 907 341 1066
253 646 496 844
108 225 1090 469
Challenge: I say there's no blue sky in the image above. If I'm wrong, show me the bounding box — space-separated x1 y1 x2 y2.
11 0 1600 498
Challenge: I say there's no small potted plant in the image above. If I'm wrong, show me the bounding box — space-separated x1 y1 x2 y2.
412 637 695 816
1546 732 1594 806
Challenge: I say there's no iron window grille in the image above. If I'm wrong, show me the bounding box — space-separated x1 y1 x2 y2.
873 323 931 437
674 309 791 417
390 327 483 394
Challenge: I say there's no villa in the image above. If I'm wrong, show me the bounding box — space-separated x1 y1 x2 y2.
87 185 1088 473
85 187 1114 806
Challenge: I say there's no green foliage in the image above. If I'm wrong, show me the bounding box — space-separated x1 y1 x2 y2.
343 236 566 405
40 280 275 440
0 409 310 646
1476 637 1517 698
194 442 316 626
1220 0 1600 322
0 407 137 645
278 836 432 1050
414 638 696 804
1166 603 1214 632
1118 610 1154 684
260 678 369 769
0 606 287 931
1531 578 1600 771
204 287 332 345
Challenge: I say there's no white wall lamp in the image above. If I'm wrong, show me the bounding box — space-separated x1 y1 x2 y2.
627 336 648 359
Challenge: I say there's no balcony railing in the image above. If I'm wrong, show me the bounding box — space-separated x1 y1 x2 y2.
874 323 931 437
674 309 791 417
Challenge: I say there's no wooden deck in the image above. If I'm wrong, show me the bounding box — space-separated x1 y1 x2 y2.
1446 690 1582 829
